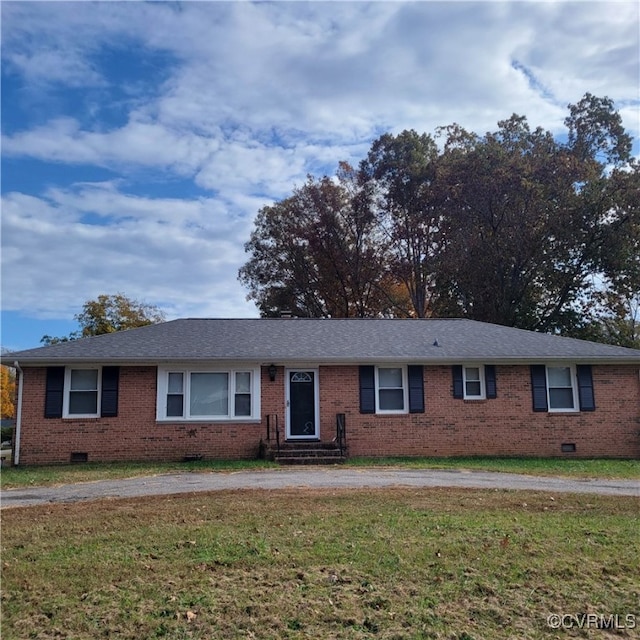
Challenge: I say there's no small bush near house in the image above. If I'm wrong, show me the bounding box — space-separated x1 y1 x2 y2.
1 425 14 445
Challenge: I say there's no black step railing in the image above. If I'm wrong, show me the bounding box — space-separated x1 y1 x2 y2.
336 413 346 457
265 414 280 456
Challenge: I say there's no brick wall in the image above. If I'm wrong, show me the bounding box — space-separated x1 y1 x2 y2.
18 367 273 465
15 363 640 465
318 365 640 458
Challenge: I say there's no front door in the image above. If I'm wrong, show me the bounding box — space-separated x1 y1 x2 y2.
286 370 319 439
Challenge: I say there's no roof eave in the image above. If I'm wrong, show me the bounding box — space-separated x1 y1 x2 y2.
8 354 640 367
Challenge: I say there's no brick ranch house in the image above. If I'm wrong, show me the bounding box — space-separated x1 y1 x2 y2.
5 318 640 465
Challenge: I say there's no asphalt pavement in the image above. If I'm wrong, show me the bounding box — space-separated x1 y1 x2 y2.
2 467 638 509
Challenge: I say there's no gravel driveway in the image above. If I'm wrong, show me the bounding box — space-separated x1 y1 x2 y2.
2 467 638 509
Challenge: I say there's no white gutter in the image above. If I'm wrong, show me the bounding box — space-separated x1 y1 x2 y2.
13 361 23 466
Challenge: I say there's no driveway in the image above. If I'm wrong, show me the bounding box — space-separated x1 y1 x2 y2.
2 467 638 509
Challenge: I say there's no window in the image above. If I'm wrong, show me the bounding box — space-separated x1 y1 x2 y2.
546 366 578 411
234 372 252 416
376 367 407 413
45 367 119 419
452 365 496 400
64 368 100 417
359 365 424 414
157 367 259 421
191 372 228 416
531 364 593 413
166 373 184 417
463 366 484 399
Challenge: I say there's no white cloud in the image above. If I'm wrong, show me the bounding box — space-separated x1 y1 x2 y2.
7 50 105 88
511 2 639 104
1 185 257 320
1 0 638 332
2 117 216 174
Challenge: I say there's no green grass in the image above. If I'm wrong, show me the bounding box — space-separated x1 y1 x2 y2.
347 456 640 479
0 459 278 489
2 488 638 639
1 456 638 490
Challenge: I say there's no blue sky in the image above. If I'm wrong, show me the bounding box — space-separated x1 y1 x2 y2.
2 1 639 351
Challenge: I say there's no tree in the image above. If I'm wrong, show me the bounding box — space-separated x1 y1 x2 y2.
359 130 442 317
425 96 636 335
1 365 16 420
433 115 586 330
581 160 640 346
239 164 396 317
41 294 166 345
560 94 638 337
239 93 638 344
565 92 632 166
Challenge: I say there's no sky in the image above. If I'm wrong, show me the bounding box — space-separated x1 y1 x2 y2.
2 0 639 352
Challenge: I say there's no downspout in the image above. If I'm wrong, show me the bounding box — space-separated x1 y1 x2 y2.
13 361 23 466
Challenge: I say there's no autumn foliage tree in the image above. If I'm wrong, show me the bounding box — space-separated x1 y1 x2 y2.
41 294 166 345
1 365 16 420
239 163 398 317
432 113 610 332
359 130 442 317
239 94 639 344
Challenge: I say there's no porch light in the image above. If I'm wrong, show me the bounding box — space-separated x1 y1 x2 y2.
268 364 277 382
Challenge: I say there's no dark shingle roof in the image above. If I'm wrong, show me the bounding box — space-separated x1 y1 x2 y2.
4 318 640 365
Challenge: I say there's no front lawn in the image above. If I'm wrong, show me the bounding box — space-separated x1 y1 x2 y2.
348 456 640 479
0 458 278 489
2 488 638 639
1 456 638 490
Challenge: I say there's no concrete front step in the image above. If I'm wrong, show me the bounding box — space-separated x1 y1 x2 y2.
267 441 347 465
275 441 340 450
274 448 343 457
274 454 346 465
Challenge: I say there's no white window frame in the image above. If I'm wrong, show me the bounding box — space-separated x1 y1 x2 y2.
375 365 408 414
63 367 102 418
156 366 261 422
545 365 579 413
166 372 186 418
463 365 486 400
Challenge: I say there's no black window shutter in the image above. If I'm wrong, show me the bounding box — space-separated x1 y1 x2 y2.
576 364 595 411
485 365 497 399
408 365 425 413
452 365 464 399
359 366 376 414
101 366 120 417
530 365 548 412
44 366 65 419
